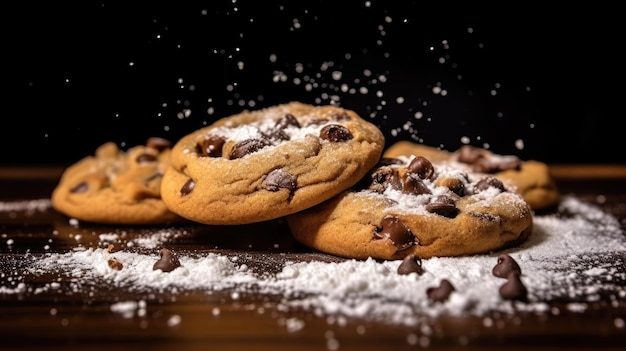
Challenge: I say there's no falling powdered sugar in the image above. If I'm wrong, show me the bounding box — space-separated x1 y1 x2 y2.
13 196 626 326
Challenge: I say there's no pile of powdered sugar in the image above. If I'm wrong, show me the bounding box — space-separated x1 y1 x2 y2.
3 196 626 327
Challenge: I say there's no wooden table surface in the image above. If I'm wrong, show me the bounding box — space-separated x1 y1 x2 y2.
1 164 625 351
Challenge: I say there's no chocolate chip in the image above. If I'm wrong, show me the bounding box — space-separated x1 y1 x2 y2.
146 137 171 151
425 195 458 218
427 279 455 302
180 178 195 196
368 167 402 193
407 156 434 180
265 114 302 141
457 145 521 173
457 145 488 164
70 181 89 194
397 254 424 275
153 248 181 272
276 113 301 129
264 169 296 192
402 174 431 196
196 135 226 157
438 177 466 196
136 153 158 163
498 271 528 301
229 138 269 159
319 124 353 142
474 176 506 192
474 155 522 173
108 257 123 271
492 254 522 278
374 215 416 251
451 185 465 197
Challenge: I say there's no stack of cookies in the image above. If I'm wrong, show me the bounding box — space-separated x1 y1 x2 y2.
51 102 559 259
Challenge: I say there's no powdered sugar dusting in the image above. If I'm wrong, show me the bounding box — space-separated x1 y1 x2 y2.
6 195 623 327
202 108 329 143
368 155 528 214
0 199 51 213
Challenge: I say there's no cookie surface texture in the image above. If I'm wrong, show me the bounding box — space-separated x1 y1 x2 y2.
384 141 560 210
51 138 183 225
286 156 534 260
161 102 385 225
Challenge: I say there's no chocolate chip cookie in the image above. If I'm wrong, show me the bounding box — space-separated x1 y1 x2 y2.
51 137 183 225
160 102 386 225
384 141 560 210
286 155 534 260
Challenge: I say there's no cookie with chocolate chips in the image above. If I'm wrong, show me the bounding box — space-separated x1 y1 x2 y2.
286 155 533 260
51 138 183 225
383 141 560 210
160 102 385 225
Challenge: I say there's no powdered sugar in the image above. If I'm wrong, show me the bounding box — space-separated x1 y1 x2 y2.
366 155 528 215
196 108 329 151
5 195 623 327
0 199 51 213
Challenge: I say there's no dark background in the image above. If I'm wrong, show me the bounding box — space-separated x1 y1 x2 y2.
3 2 624 166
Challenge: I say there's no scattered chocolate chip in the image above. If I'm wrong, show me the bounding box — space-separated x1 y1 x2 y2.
402 174 431 196
230 138 269 159
397 254 425 275
108 257 123 271
499 271 528 301
153 248 181 272
136 153 158 163
425 195 459 218
264 169 297 192
70 181 89 194
196 135 226 157
319 124 353 142
474 176 506 192
427 279 455 302
146 137 171 151
180 178 195 196
374 215 416 251
407 156 435 180
492 254 522 278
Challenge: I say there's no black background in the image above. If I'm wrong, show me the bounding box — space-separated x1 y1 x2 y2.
3 2 624 166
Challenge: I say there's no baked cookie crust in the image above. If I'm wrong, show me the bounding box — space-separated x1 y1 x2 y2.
161 102 385 225
51 138 182 225
287 155 534 260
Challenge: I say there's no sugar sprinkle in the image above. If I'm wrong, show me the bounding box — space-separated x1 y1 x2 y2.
2 196 625 327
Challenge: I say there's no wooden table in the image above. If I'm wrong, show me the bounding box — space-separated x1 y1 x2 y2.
1 164 625 351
